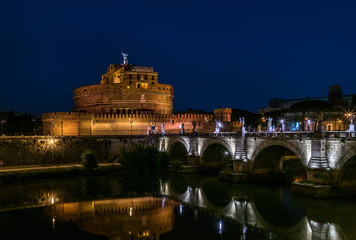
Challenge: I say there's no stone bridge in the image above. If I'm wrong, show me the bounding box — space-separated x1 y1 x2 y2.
158 131 356 196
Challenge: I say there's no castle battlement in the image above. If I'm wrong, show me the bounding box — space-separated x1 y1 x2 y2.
42 111 214 136
43 112 212 122
42 57 219 136
72 60 173 115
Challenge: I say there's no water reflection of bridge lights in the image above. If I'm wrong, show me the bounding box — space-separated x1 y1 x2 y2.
129 206 133 216
158 181 349 239
162 196 166 207
52 217 56 229
218 220 223 234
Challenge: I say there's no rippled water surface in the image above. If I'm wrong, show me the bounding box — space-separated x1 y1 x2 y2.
0 174 355 240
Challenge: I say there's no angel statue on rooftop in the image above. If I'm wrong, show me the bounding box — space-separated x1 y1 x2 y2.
121 52 128 65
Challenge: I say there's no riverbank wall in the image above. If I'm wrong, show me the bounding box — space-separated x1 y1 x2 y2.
0 135 154 167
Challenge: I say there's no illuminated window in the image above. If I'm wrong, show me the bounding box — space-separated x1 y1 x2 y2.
137 83 148 89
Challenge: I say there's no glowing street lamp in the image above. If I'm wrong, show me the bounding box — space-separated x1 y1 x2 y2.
280 119 285 132
344 109 355 132
345 112 355 124
306 119 311 131
218 220 223 234
277 116 286 132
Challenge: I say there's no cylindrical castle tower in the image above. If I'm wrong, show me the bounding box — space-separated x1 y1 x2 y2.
73 57 173 115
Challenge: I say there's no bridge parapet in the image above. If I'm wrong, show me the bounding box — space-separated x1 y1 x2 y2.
163 132 239 137
246 131 356 139
246 131 313 138
162 130 355 139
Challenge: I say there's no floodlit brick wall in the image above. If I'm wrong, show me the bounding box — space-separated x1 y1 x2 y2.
73 64 173 115
0 136 147 166
42 112 214 136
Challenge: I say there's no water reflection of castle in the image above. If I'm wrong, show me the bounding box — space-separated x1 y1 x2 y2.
51 197 177 240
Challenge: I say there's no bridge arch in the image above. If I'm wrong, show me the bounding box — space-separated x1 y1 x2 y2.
200 138 234 158
250 140 307 181
167 138 189 162
199 138 234 167
336 150 356 187
250 140 307 166
334 148 356 171
167 138 189 154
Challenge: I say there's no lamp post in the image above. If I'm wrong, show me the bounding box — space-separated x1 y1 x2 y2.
345 112 355 132
280 119 285 132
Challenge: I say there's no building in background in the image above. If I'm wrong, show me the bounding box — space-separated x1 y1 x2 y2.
0 111 42 136
258 85 356 132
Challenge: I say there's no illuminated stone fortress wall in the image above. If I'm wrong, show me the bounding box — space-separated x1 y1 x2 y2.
73 64 173 115
42 112 214 136
42 56 231 136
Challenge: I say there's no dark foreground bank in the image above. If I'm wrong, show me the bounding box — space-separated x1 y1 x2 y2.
0 164 123 184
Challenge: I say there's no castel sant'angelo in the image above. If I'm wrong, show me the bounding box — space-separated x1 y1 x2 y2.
42 54 236 136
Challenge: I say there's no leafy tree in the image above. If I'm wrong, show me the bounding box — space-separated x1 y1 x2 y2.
81 150 98 171
118 145 170 173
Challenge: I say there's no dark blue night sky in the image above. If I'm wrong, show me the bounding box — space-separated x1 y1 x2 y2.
1 0 356 115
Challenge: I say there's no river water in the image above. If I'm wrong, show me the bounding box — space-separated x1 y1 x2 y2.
0 174 355 240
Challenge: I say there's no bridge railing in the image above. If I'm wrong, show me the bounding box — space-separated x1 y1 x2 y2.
162 132 240 137
246 131 314 138
161 131 355 138
246 131 356 138
321 131 355 138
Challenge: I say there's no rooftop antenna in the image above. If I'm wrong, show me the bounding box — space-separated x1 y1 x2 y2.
121 52 128 65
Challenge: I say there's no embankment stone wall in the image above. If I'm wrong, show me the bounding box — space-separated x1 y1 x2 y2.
0 136 152 167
